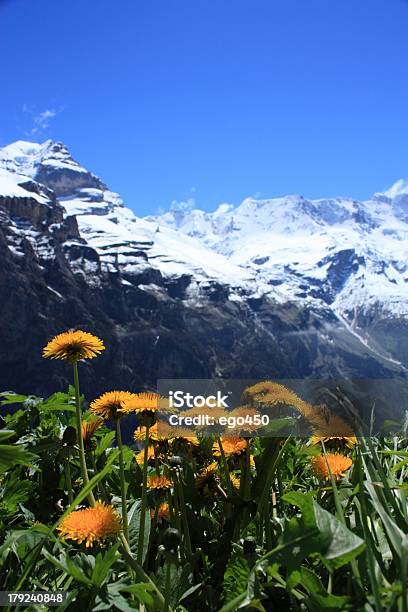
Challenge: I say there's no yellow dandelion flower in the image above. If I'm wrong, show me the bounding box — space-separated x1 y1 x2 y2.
90 391 136 421
57 502 121 547
135 446 157 465
43 330 105 363
122 392 168 415
310 434 357 449
151 502 170 522
134 423 171 444
147 474 172 490
242 381 316 420
226 406 263 434
213 437 247 457
311 453 353 481
310 412 357 447
196 462 219 489
182 405 227 422
170 427 200 447
81 417 103 449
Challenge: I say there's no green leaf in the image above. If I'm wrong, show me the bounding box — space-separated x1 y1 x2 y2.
313 501 365 570
0 443 38 473
66 559 93 586
281 491 317 531
281 493 365 570
279 518 323 572
222 550 250 605
96 431 116 457
0 393 29 405
298 567 352 610
91 544 120 587
218 592 247 612
95 585 136 612
127 500 151 562
42 404 76 413
41 549 70 579
0 474 33 513
0 430 15 442
118 582 155 606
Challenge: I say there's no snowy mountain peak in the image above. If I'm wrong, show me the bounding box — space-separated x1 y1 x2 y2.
1 139 408 331
1 139 76 175
381 178 408 199
0 140 255 290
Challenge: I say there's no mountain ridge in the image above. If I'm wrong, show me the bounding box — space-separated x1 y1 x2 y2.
0 139 407 398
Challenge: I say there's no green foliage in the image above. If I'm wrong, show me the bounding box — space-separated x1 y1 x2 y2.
128 499 151 561
0 389 407 611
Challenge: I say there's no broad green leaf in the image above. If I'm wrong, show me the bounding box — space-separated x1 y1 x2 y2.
281 491 317 530
222 550 250 605
95 587 135 612
41 404 76 413
127 499 151 561
117 582 155 606
96 431 116 457
0 443 38 473
281 493 365 570
0 393 29 405
313 501 365 569
91 544 120 587
298 567 352 610
43 550 93 586
0 474 33 513
0 430 15 442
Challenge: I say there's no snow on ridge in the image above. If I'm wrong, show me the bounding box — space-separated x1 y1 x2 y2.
380 179 408 199
0 168 49 204
1 139 407 318
151 188 408 317
0 139 88 180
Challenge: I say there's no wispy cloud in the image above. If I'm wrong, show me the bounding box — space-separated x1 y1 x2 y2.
170 186 197 212
23 105 62 137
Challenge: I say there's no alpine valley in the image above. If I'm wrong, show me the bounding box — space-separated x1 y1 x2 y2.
1 140 407 405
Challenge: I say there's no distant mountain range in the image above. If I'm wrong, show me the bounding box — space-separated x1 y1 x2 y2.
0 140 407 409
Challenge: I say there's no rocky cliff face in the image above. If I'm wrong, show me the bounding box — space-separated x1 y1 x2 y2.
0 140 406 404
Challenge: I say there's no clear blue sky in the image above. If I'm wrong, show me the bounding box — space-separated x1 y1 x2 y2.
1 0 407 215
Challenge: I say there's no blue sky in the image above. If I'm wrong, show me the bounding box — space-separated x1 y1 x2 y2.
1 0 407 215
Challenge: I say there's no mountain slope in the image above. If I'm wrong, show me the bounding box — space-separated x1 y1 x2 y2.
0 140 406 404
152 187 408 367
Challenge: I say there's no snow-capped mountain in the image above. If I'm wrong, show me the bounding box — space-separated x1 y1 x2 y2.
0 139 407 403
152 190 408 317
152 185 408 368
0 140 254 293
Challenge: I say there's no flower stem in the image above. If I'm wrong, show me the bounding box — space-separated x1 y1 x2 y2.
164 555 172 612
116 419 129 544
73 362 95 507
137 425 150 564
175 472 192 559
64 455 74 505
217 437 233 496
119 533 168 610
64 454 73 505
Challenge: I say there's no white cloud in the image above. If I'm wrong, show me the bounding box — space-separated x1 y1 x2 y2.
23 106 61 137
170 186 197 212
